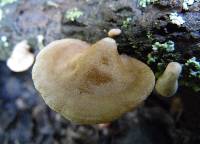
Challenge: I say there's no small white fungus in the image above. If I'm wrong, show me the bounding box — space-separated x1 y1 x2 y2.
7 40 35 72
108 28 122 37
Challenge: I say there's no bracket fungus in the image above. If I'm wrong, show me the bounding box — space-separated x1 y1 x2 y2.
155 62 182 97
7 40 34 72
108 28 122 37
32 37 155 124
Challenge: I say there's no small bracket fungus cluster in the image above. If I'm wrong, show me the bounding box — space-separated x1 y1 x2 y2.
7 40 34 72
32 38 155 124
155 62 182 97
108 28 122 38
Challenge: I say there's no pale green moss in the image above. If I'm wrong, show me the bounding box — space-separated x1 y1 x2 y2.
122 17 132 28
152 41 175 52
185 57 200 78
146 40 179 79
147 53 157 64
65 8 83 22
146 31 154 41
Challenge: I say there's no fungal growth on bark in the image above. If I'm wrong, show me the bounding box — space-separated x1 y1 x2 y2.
7 40 34 72
155 62 182 97
32 37 155 124
108 28 122 37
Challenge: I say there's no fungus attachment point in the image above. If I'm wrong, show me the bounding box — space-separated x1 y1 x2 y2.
155 62 182 97
32 38 155 124
108 28 122 37
7 40 34 72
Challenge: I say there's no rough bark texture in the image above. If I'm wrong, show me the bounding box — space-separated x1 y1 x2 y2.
0 0 200 144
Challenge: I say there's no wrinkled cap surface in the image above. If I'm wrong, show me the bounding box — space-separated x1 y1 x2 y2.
32 38 155 124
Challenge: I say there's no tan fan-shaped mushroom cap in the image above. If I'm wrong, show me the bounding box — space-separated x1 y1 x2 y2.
155 62 182 97
32 38 155 124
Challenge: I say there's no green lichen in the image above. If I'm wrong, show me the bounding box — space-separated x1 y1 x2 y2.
147 40 175 67
65 8 83 22
181 57 200 92
147 53 157 64
147 40 180 78
122 17 132 28
138 0 158 8
152 41 175 52
146 31 154 41
185 57 200 78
